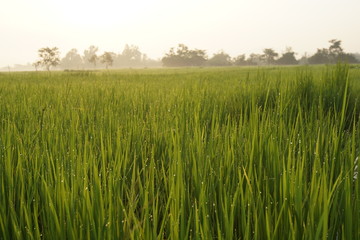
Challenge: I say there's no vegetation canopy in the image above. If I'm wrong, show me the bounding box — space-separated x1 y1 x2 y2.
34 47 60 71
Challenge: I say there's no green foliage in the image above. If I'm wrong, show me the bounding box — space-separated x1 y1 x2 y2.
277 48 298 65
162 44 207 67
246 53 264 65
308 40 359 65
0 65 359 239
36 47 60 71
308 48 331 64
60 49 83 70
207 51 233 66
118 44 142 66
99 52 115 69
84 46 99 68
233 54 247 66
262 48 278 65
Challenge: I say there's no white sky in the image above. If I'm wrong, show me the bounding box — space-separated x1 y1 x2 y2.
1 0 359 67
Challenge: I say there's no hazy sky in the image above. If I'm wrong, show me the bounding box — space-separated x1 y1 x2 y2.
1 0 359 67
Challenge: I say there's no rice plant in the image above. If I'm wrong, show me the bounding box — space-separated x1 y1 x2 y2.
0 65 359 239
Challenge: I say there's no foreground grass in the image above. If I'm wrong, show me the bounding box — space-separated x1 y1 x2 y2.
0 65 359 239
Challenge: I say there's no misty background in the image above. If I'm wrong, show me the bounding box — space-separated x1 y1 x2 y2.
1 0 360 70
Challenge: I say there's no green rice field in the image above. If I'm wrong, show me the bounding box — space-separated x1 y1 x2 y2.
0 65 359 239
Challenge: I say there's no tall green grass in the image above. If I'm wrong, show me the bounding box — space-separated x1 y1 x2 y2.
0 65 359 239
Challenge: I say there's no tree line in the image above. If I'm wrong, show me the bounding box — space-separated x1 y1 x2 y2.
162 39 359 67
33 39 359 71
33 45 160 71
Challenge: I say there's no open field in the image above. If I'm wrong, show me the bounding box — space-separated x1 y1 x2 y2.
0 65 360 239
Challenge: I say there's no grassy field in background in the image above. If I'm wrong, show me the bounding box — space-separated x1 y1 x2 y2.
0 65 359 239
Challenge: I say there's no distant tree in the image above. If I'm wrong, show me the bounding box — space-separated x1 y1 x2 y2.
175 44 190 58
308 48 330 64
100 52 115 69
162 44 207 67
88 55 98 68
233 54 247 66
328 39 343 55
207 51 232 66
188 49 207 66
123 45 142 62
246 53 263 65
337 53 358 63
262 48 278 65
33 60 42 71
60 49 83 69
328 39 344 63
37 47 60 71
277 47 298 65
83 45 99 68
327 39 358 63
308 39 357 64
298 53 309 65
162 47 179 67
114 44 143 67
